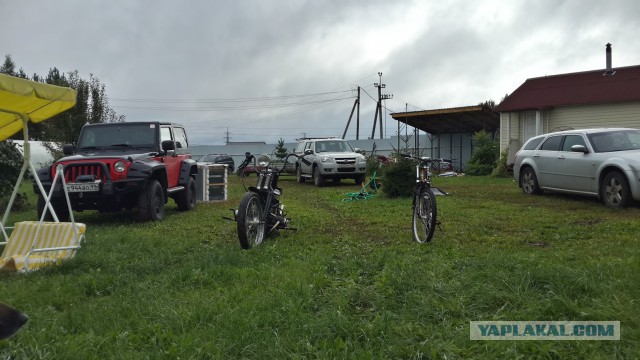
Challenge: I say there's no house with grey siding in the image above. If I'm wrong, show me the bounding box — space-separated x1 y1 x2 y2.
495 44 640 165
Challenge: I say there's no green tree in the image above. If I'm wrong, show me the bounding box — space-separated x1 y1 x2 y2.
274 138 288 159
0 55 27 78
491 149 510 178
1 55 125 198
2 55 124 146
380 157 415 198
0 140 25 206
466 130 499 176
33 69 124 146
1 57 28 202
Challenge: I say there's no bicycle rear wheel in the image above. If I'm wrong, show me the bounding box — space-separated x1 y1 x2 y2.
237 192 266 249
412 187 437 243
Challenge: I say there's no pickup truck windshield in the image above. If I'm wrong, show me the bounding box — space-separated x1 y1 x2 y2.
315 140 352 153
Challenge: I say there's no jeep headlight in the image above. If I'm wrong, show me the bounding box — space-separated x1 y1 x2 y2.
320 156 333 163
114 161 126 173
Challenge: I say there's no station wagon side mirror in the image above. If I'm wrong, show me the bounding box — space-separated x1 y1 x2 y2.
62 144 74 156
304 149 314 155
571 144 589 153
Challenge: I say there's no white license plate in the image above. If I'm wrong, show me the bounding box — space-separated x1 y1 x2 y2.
338 164 354 168
66 183 100 192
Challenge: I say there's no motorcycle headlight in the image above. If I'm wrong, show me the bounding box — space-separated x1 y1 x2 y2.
114 161 126 173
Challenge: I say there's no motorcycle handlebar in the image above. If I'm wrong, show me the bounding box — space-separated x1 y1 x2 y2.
239 154 255 169
282 153 311 169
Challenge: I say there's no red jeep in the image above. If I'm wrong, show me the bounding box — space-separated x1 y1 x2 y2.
35 122 198 221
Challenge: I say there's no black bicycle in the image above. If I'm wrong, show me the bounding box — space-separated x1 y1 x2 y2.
402 154 439 243
225 153 310 249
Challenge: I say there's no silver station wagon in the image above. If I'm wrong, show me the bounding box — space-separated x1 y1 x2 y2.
514 128 640 208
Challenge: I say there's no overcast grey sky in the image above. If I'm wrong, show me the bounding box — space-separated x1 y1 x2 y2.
2 0 639 145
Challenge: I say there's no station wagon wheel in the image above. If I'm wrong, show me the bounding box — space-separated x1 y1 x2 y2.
520 167 541 195
602 171 631 208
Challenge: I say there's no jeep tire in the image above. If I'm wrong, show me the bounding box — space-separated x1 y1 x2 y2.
138 180 165 221
37 195 70 222
175 176 197 211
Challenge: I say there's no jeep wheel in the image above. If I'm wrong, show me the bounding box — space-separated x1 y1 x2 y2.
313 167 325 187
37 195 70 222
138 180 165 221
176 176 197 211
296 166 305 183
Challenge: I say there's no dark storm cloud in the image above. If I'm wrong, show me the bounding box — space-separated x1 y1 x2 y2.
1 0 638 144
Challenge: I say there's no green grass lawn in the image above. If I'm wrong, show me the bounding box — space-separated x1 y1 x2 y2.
1 174 639 359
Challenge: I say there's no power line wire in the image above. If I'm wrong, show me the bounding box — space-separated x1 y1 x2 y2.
110 89 354 103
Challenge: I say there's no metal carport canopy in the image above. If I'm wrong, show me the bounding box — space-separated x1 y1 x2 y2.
390 104 499 134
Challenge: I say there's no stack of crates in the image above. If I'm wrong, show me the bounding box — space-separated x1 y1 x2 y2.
196 164 227 202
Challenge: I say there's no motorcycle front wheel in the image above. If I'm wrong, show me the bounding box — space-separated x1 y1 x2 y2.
412 187 437 243
237 192 266 249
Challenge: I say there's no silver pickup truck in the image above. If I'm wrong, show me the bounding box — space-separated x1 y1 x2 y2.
293 138 367 186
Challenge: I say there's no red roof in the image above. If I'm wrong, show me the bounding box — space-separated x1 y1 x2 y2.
495 65 640 112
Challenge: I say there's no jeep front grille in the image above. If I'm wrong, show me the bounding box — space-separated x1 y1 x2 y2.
64 163 110 182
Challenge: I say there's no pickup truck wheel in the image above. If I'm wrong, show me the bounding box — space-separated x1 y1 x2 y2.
355 175 365 185
296 166 305 183
37 195 70 222
176 176 196 211
313 167 325 187
138 180 165 221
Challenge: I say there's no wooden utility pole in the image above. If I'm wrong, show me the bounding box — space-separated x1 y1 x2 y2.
342 87 361 139
224 127 231 144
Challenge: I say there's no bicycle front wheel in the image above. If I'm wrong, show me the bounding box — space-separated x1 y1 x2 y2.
237 192 266 249
412 187 437 243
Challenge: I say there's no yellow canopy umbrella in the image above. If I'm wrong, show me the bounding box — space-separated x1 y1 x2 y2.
1 74 77 234
0 73 77 141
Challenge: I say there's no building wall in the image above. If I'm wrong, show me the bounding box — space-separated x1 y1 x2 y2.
548 102 640 130
500 101 640 164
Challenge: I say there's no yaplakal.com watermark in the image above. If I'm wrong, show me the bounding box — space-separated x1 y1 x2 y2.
470 321 620 340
